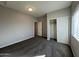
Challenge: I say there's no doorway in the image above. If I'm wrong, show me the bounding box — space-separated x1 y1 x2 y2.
34 21 42 37
50 19 57 41
34 22 38 36
37 21 42 36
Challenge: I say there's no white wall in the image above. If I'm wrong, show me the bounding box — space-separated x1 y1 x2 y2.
47 8 70 44
0 6 36 48
37 21 42 36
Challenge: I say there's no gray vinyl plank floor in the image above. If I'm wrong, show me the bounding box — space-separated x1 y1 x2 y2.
0 36 73 57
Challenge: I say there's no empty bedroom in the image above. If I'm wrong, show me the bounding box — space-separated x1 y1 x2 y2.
0 1 79 57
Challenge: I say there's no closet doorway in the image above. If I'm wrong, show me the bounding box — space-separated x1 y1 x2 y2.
50 19 57 41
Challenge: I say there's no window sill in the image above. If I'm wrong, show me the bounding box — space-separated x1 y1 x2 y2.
73 34 79 41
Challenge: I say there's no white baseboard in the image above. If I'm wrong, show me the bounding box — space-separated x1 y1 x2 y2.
0 35 34 48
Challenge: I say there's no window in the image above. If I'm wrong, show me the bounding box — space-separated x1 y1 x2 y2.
72 5 79 40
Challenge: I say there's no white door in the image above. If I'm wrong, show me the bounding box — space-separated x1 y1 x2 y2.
57 17 69 44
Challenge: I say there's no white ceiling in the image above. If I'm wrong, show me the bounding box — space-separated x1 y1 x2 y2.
0 1 72 17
